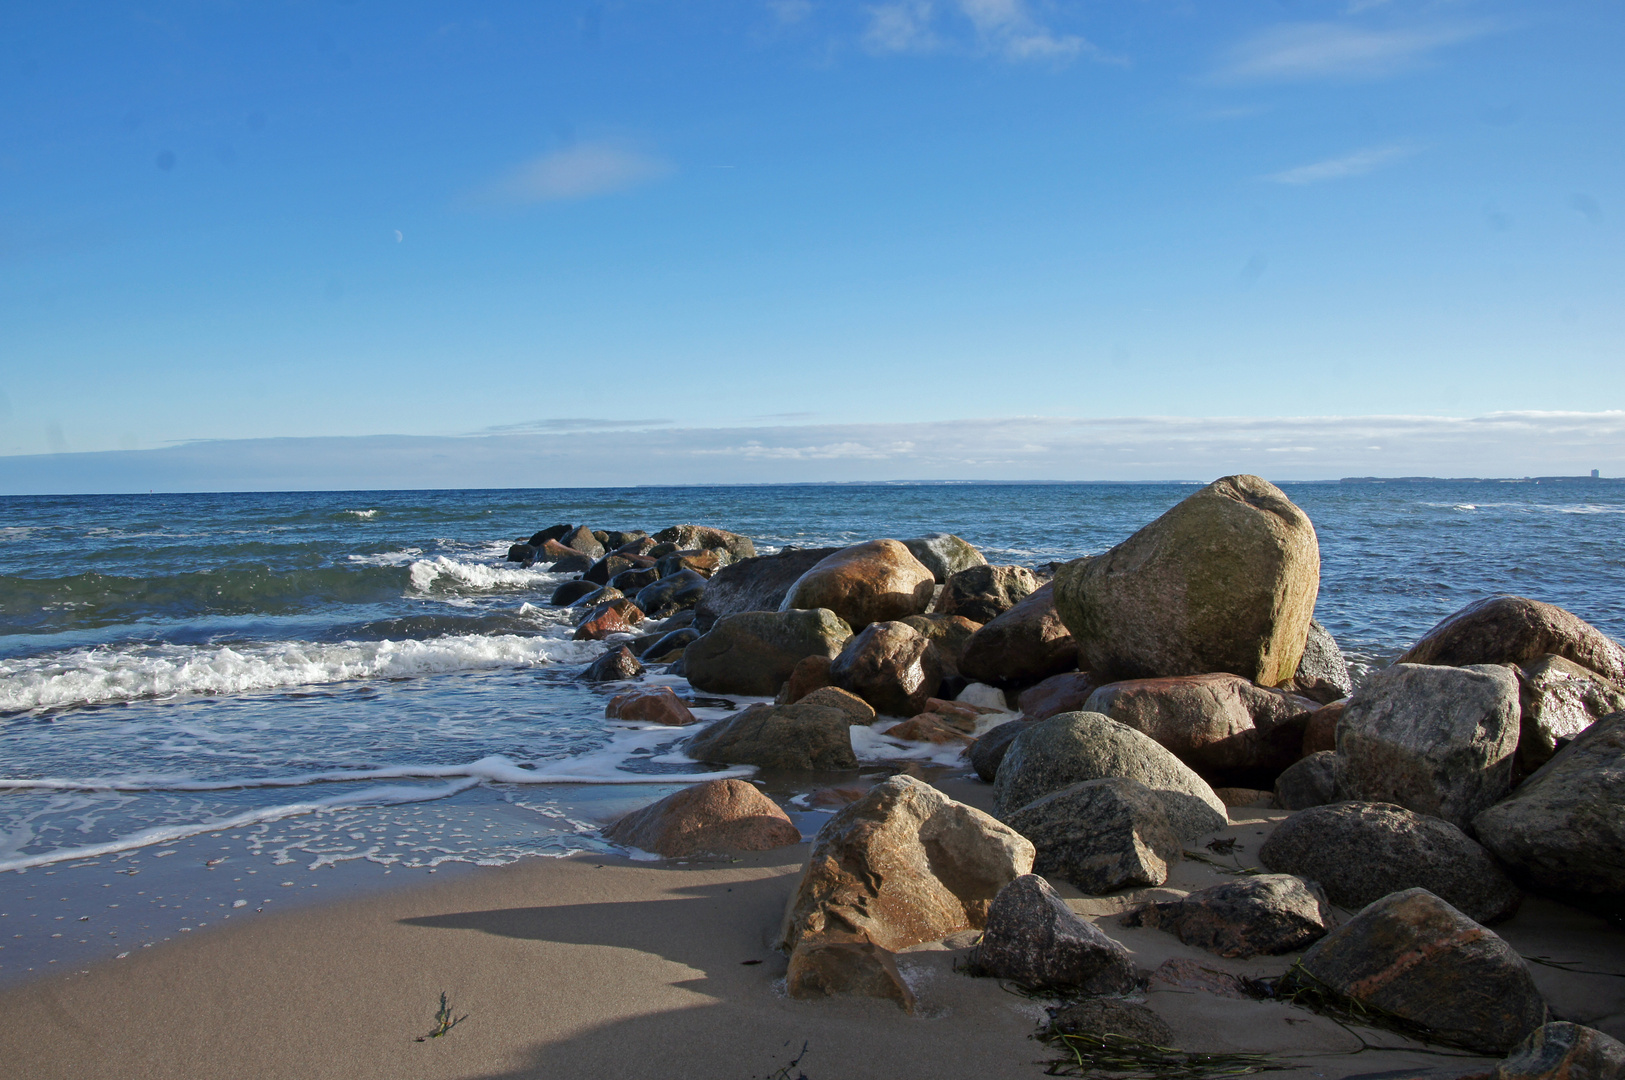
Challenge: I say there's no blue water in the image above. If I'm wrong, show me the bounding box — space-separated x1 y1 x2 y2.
0 481 1622 976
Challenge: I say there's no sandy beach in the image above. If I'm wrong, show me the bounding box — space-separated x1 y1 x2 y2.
2 775 1617 1080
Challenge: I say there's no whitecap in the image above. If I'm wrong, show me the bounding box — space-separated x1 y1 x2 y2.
407 556 563 592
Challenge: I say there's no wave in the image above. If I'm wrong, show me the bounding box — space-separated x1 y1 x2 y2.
407 556 565 592
0 634 604 714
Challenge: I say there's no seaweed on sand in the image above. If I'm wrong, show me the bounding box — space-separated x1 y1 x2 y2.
414 991 468 1042
1035 1029 1289 1079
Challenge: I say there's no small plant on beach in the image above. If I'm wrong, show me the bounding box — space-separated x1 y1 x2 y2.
414 991 467 1042
1036 1029 1289 1079
759 1040 810 1080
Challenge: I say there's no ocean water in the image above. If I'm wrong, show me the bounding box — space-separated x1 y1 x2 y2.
1 480 1622 978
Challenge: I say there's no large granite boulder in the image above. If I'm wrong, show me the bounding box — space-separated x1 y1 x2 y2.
1397 595 1625 685
969 874 1137 994
779 540 936 631
682 608 852 697
902 533 988 583
1125 874 1333 958
1288 619 1354 704
1005 777 1183 894
1516 654 1625 772
652 524 756 562
900 613 981 680
992 712 1228 840
1017 671 1104 722
1054 475 1320 687
604 778 801 857
692 546 841 632
828 620 943 718
958 583 1079 688
1084 673 1317 786
1285 888 1547 1053
933 564 1040 625
1259 802 1522 924
1494 1022 1625 1080
1272 751 1338 811
1474 713 1625 902
683 703 858 771
779 775 1033 952
1336 663 1520 830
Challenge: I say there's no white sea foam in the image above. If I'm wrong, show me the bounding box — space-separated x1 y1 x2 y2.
851 721 977 768
0 635 603 714
347 547 422 566
345 509 379 519
407 556 563 592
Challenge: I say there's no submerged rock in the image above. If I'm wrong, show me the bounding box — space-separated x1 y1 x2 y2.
1124 874 1332 958
970 874 1137 994
605 686 699 727
604 778 800 856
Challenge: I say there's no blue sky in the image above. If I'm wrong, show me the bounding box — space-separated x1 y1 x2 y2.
2 1 1622 487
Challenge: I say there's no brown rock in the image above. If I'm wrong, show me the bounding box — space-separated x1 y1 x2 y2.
573 597 644 628
1494 1022 1625 1080
933 564 1041 625
562 525 606 559
1302 699 1345 755
651 524 756 562
900 613 981 679
779 775 1034 953
1214 787 1274 808
605 686 699 726
657 549 726 578
541 537 584 562
792 686 876 722
1054 474 1321 687
1017 671 1105 721
604 778 801 856
573 606 633 641
1397 595 1625 685
1515 654 1625 772
829 620 943 717
958 583 1079 688
579 645 644 683
683 703 858 771
885 714 974 745
683 609 852 697
779 539 936 631
785 940 915 1011
775 654 833 704
694 546 842 632
1050 1000 1175 1046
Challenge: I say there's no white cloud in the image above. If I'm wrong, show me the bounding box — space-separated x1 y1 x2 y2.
1265 144 1414 185
863 0 1109 63
479 142 670 204
863 1 938 53
1218 21 1489 82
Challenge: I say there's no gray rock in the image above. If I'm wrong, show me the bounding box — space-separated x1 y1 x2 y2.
1005 777 1183 894
1516 655 1625 772
993 712 1228 840
969 874 1138 994
549 550 594 574
903 532 989 583
639 627 699 662
634 569 708 618
1494 1022 1625 1080
692 546 841 632
1259 801 1522 924
1474 712 1625 901
651 524 756 562
1398 595 1625 686
932 564 1040 625
1286 888 1547 1054
578 645 644 683
958 583 1080 688
562 525 605 559
1124 874 1332 958
682 608 852 697
551 579 601 606
1290 619 1354 704
683 703 857 771
828 620 942 717
1272 752 1339 812
1336 663 1520 831
968 719 1032 783
1049 1000 1175 1046
607 566 661 595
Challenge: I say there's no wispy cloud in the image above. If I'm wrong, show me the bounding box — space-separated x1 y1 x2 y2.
863 1 939 53
1218 21 1490 82
477 142 670 204
863 0 1112 63
1265 144 1414 185
476 418 674 435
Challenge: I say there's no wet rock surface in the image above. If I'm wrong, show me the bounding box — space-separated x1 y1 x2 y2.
684 702 858 771
682 608 853 697
828 620 943 717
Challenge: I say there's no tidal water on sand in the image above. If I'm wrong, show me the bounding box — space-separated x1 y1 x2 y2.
1 481 1622 980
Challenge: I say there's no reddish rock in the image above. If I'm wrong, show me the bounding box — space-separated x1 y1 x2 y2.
958 583 1079 688
658 549 726 578
574 597 644 627
574 606 633 641
885 714 974 745
605 686 699 726
541 538 584 562
792 686 876 722
901 614 982 679
604 778 801 857
1302 699 1345 755
1398 595 1625 685
924 697 1000 722
1017 671 1104 721
785 940 915 1012
829 620 943 718
780 539 936 631
775 655 833 704
809 785 870 808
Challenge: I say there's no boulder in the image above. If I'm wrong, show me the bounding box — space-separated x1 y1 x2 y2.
1124 874 1332 958
1336 663 1520 830
607 566 661 595
506 542 535 563
567 585 623 610
775 654 833 704
933 565 1040 625
785 940 915 1011
613 536 657 557
573 597 643 628
640 627 699 662
1397 595 1625 685
544 543 594 574
583 553 634 586
1516 654 1625 772
1054 475 1320 687
829 620 943 718
1474 713 1625 902
1017 672 1104 722
1288 619 1354 704
1301 699 1343 755
779 540 936 631
900 613 981 680
634 570 708 618
992 712 1228 840
792 686 876 723
1272 752 1338 812
527 523 572 547
902 533 988 583
550 579 602 606
967 719 1032 783
579 646 644 683
1146 958 1251 998
1215 787 1273 808
657 549 727 579
684 703 857 771
1049 1000 1175 1046
562 525 606 559
573 606 634 642
958 583 1079 688
1494 1022 1625 1080
604 778 801 856
1083 673 1317 786
957 682 1014 712
1285 888 1547 1054
1005 777 1184 894
605 686 700 727
603 529 650 551
779 775 1034 952
1259 801 1521 923
884 714 973 745
652 524 756 562
969 874 1137 994
683 609 853 697
692 547 842 632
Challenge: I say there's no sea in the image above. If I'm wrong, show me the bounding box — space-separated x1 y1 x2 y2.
1 480 1622 982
